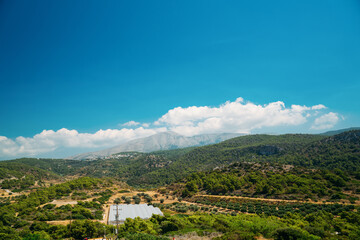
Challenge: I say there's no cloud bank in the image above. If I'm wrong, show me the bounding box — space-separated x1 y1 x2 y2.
0 98 339 159
155 97 329 136
0 128 166 159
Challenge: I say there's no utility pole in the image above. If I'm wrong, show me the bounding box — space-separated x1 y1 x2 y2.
115 204 119 239
113 198 121 240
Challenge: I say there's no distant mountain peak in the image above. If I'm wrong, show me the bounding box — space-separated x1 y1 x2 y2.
68 132 242 160
158 131 180 135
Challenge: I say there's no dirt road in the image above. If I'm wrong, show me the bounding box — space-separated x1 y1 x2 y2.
194 194 359 205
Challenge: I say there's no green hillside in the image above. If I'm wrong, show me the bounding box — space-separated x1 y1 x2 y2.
287 130 360 171
0 161 60 191
127 132 352 186
0 131 360 239
172 161 359 203
1 130 359 188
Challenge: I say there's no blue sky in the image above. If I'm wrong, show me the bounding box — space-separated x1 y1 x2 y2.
0 0 359 159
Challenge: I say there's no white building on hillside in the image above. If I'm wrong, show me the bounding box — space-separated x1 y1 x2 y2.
108 204 163 225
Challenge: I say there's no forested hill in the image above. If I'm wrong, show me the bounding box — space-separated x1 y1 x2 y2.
173 161 359 202
1 130 359 188
286 130 360 171
0 158 92 179
0 161 60 191
127 130 360 186
127 133 325 185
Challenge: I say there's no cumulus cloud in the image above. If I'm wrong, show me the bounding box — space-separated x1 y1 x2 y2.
0 127 166 158
154 99 331 136
122 121 141 127
0 97 340 159
311 104 327 110
311 112 339 130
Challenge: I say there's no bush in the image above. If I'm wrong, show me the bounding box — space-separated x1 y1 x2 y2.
94 210 103 220
273 227 307 240
144 196 153 203
23 231 51 240
160 221 179 233
118 189 130 193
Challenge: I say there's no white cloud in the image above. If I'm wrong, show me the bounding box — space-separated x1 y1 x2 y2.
311 104 327 110
155 99 329 136
311 112 339 130
122 121 140 127
0 127 166 158
0 97 340 159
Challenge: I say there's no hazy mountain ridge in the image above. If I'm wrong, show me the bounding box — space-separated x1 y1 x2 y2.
320 127 360 136
68 132 242 160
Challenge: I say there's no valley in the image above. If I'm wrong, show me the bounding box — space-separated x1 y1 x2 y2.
3 1 359 239
0 130 359 239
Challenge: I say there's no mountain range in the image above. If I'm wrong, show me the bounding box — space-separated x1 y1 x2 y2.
68 131 242 160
